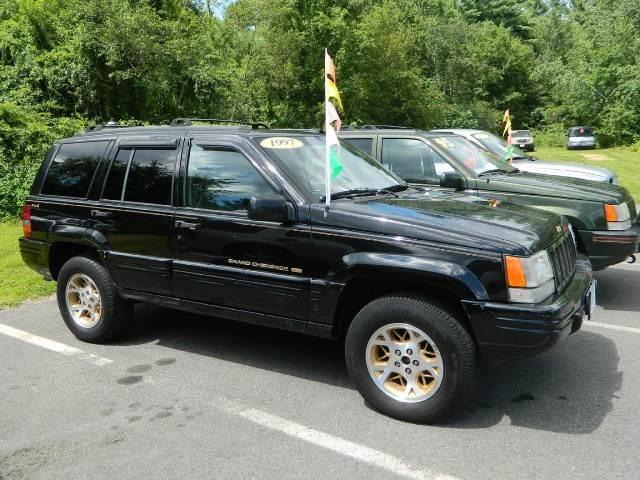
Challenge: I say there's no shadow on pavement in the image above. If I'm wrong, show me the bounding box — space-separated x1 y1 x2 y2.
594 266 640 312
120 304 621 434
447 330 621 433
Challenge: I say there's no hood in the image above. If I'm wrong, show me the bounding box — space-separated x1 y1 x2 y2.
478 171 628 204
513 160 615 183
312 190 566 255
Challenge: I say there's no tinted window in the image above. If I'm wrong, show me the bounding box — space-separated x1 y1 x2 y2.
381 138 454 183
124 148 176 205
569 127 594 137
41 141 108 197
102 148 132 200
186 145 275 211
343 138 373 155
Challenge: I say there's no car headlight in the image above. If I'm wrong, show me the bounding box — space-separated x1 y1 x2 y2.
504 251 555 303
604 203 631 230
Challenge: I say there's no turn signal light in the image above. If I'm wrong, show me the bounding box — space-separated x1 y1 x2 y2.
22 204 32 238
505 256 526 288
604 204 619 222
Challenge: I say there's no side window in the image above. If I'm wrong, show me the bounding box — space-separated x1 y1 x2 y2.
432 149 456 176
381 138 441 182
185 145 275 212
41 141 109 197
124 148 176 205
102 148 132 201
343 138 373 155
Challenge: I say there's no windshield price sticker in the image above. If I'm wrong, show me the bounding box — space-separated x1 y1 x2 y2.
260 137 304 149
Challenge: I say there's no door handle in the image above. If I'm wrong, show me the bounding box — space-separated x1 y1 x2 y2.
91 209 112 218
175 220 201 231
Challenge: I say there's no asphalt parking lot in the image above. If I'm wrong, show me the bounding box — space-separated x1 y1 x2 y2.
1 262 639 480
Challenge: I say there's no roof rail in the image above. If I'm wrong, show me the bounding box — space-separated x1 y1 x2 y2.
341 124 413 131
83 121 130 132
170 118 270 129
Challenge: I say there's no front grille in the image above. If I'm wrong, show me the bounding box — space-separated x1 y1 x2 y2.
548 232 577 292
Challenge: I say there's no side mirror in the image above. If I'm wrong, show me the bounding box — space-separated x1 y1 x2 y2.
440 172 467 191
248 195 288 223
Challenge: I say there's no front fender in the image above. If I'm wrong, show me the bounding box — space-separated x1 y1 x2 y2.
332 252 489 301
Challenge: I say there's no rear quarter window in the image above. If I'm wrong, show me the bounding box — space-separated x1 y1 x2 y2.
41 141 109 197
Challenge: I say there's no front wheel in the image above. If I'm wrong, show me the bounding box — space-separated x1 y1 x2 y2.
345 295 477 423
57 256 132 343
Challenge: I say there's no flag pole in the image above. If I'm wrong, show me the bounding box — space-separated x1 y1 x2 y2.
324 48 331 217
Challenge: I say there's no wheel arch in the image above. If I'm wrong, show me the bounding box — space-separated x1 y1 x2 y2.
331 255 485 340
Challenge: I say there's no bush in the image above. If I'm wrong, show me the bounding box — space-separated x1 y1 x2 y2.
0 103 85 218
533 124 566 148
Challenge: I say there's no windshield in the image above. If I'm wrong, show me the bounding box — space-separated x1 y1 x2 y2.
255 135 404 201
471 132 528 160
429 135 516 175
511 130 530 138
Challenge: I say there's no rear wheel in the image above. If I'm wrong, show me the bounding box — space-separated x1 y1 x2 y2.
57 256 132 343
345 295 477 423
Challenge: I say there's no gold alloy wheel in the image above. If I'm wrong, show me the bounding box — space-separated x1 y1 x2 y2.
365 323 444 403
65 273 102 328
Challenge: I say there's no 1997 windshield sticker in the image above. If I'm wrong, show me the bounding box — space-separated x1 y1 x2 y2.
260 137 304 149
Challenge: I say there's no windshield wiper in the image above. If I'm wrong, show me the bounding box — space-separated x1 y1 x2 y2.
478 168 510 176
376 184 409 197
320 188 378 201
320 185 408 201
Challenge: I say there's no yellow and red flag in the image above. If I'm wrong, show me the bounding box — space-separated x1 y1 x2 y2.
502 109 514 165
325 49 343 211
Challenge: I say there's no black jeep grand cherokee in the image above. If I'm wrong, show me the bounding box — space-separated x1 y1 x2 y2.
19 122 593 423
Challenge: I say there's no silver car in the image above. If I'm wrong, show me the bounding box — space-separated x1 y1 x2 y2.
512 129 535 151
432 129 617 184
567 126 597 150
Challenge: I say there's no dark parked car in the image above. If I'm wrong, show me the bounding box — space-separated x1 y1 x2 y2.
20 121 593 423
567 126 596 150
341 127 639 270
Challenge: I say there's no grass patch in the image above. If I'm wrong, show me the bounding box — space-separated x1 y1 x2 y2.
0 222 55 308
535 147 640 202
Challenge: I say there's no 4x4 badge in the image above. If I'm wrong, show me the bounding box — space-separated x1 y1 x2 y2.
555 225 563 233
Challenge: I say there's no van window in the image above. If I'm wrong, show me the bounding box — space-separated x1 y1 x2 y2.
41 141 109 197
123 148 176 205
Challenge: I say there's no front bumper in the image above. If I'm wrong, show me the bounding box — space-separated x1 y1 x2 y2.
578 224 640 270
462 256 593 365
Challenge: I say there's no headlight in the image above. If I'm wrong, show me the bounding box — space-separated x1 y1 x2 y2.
604 203 631 230
504 251 555 303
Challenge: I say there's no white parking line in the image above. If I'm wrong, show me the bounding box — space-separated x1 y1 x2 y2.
231 406 461 480
0 323 113 366
585 321 640 335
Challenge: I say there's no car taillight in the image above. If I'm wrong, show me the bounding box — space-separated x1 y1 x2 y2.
22 204 32 238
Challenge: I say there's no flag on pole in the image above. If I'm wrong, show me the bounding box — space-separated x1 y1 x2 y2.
501 109 514 165
325 49 343 214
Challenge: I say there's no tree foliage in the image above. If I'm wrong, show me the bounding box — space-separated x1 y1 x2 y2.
0 0 639 215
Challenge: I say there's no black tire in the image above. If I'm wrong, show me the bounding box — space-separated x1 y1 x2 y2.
56 256 132 343
345 294 477 423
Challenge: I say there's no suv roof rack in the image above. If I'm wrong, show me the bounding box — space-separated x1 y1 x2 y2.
341 124 413 131
83 120 130 132
170 118 270 129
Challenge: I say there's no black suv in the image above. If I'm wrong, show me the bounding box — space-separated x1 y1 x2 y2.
20 122 593 423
